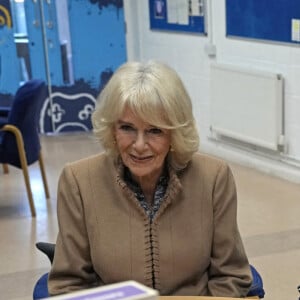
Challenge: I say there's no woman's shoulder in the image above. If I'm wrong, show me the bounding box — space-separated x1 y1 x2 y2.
64 152 113 174
177 152 234 189
191 152 228 167
186 152 231 176
68 152 106 165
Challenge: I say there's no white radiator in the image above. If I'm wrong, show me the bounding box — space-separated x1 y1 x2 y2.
210 63 285 152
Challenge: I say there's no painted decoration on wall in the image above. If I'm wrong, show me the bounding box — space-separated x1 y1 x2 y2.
0 0 13 28
40 73 112 133
0 0 127 133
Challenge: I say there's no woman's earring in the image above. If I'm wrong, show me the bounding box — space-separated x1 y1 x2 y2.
170 146 174 152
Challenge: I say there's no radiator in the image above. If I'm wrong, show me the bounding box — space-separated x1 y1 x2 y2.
210 63 285 152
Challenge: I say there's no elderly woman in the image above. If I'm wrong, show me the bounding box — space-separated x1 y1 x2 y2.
48 61 252 297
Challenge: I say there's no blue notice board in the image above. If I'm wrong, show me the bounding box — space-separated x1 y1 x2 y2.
226 0 300 44
149 0 206 35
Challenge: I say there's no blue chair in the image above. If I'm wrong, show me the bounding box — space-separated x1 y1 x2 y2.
33 242 265 299
248 265 265 298
33 242 55 299
0 79 50 217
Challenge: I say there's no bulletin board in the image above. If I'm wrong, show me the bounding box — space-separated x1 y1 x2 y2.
149 0 206 35
226 0 300 44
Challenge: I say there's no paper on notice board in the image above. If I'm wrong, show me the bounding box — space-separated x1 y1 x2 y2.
154 0 165 19
291 19 300 42
166 0 189 25
190 0 204 17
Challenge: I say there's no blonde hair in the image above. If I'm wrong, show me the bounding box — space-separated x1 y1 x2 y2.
92 60 199 170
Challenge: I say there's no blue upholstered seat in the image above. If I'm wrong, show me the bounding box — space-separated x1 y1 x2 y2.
248 265 265 298
0 106 11 117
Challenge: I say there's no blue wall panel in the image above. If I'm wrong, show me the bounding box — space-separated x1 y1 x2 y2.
68 0 126 90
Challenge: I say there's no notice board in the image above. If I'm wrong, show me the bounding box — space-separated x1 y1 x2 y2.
226 0 300 44
149 0 206 34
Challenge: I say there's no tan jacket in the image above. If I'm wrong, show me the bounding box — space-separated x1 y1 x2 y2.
48 152 252 297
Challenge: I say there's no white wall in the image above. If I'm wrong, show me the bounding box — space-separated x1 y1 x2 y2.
124 0 300 183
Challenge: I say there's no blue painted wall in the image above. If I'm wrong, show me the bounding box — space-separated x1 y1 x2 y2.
68 0 126 89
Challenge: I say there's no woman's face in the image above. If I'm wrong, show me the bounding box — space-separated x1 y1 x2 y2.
114 107 171 182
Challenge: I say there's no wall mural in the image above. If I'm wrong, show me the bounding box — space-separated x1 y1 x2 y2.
40 72 113 133
0 0 127 133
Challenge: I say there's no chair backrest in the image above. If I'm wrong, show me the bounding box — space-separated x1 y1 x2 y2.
1 79 46 167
